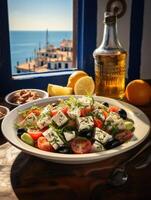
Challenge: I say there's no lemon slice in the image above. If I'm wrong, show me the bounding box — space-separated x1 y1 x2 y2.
74 76 95 95
47 84 73 96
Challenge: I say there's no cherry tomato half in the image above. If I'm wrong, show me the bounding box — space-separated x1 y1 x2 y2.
28 109 41 116
71 137 92 154
94 118 103 129
28 131 42 140
51 110 57 116
108 106 119 113
115 131 133 143
37 136 54 152
80 107 92 117
61 107 69 115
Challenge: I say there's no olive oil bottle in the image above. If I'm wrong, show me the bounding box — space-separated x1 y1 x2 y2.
93 12 127 99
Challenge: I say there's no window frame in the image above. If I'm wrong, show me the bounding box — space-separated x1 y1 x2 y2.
0 0 97 95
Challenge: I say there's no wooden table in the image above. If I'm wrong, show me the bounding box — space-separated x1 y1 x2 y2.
0 98 151 200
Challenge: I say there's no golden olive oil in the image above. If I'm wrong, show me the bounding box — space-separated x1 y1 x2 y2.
95 52 126 98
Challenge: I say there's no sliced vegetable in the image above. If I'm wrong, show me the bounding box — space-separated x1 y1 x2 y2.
80 107 92 117
71 137 92 154
28 109 41 116
21 133 34 146
108 106 119 113
103 111 108 119
28 130 42 140
61 107 69 115
50 110 57 116
110 125 119 135
115 131 133 143
94 118 103 129
37 136 54 152
124 121 134 130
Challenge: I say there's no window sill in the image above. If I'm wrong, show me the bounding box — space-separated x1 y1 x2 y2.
12 70 75 80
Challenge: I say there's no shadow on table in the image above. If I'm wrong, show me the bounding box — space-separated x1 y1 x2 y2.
10 146 151 200
10 152 88 200
10 151 117 200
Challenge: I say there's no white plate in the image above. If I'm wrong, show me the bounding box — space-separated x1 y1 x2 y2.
2 96 150 164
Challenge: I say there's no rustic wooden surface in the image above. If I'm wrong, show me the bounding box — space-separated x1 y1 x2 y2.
0 97 151 200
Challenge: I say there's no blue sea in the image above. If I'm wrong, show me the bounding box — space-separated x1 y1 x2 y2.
9 31 72 74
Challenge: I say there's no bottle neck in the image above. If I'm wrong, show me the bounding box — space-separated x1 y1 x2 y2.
100 22 122 50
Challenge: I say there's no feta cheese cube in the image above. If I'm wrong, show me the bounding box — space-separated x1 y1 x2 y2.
105 112 125 131
64 131 76 141
105 112 120 125
41 104 52 115
37 115 52 129
26 112 37 122
78 96 93 106
93 109 105 121
95 128 112 144
67 108 80 119
92 141 104 152
52 111 68 127
19 113 37 128
36 104 52 129
42 127 64 150
76 116 94 131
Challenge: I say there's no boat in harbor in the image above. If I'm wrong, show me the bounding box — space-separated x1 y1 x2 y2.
16 30 73 73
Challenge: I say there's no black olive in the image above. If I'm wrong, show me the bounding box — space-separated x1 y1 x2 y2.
104 139 122 150
52 102 57 107
79 129 94 140
102 102 109 107
17 128 26 137
118 109 127 119
56 146 71 154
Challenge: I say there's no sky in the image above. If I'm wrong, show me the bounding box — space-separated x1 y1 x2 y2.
8 0 73 31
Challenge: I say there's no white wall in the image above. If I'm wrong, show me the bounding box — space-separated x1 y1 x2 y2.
97 0 151 80
141 0 151 79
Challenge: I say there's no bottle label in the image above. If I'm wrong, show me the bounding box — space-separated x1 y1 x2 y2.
95 54 126 78
94 53 126 98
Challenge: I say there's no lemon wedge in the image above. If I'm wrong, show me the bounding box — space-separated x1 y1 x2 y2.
47 84 73 96
74 76 95 95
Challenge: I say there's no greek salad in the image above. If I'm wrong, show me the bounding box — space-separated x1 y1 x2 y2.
16 96 135 154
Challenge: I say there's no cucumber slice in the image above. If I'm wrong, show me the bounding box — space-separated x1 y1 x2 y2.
124 121 134 131
21 133 34 146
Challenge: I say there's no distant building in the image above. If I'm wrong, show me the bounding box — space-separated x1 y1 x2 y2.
16 39 73 73
60 39 72 51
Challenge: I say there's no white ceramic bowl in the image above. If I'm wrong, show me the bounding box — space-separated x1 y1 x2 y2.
1 96 150 164
5 89 48 107
0 105 10 121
